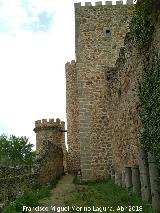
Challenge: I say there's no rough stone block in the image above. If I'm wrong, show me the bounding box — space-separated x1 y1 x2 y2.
74 2 81 7
139 150 151 202
95 1 102 6
148 152 160 211
131 165 141 195
85 2 92 6
105 1 112 5
126 0 133 5
125 167 132 189
116 1 123 5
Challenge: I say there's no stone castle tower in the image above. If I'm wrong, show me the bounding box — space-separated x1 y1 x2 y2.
33 118 67 173
34 118 65 153
66 1 135 180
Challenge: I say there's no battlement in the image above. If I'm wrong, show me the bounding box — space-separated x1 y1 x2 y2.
34 118 65 132
74 0 134 7
65 60 76 69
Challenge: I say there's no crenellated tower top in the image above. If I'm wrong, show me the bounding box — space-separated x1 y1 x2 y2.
34 118 65 133
74 0 135 65
33 118 65 153
74 0 134 7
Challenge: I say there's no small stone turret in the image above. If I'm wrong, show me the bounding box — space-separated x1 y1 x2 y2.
33 118 67 182
33 118 66 183
33 118 65 153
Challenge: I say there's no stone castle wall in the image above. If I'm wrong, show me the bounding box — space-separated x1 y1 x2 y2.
0 166 36 202
105 35 144 181
105 9 160 191
66 61 80 173
66 1 135 179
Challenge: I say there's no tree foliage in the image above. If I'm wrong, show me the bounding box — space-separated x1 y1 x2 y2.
0 134 35 166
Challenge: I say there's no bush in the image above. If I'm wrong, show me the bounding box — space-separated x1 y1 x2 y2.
0 134 35 167
2 182 53 213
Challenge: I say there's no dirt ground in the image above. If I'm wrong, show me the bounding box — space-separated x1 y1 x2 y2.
31 174 76 213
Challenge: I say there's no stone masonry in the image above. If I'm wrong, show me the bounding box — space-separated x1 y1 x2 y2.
33 118 67 181
105 34 143 182
66 61 80 173
66 1 135 179
0 166 36 203
34 141 63 184
0 119 67 203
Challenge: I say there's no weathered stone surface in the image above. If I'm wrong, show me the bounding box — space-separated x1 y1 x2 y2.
148 152 160 211
107 39 143 175
124 167 132 189
66 2 134 180
66 62 81 173
132 165 141 195
33 118 67 173
138 150 151 202
66 1 160 185
0 166 36 202
35 141 63 184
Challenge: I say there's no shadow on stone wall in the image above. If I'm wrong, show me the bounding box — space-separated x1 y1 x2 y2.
34 140 63 184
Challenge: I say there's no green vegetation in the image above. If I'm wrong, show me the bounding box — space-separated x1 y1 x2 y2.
0 134 35 166
2 179 58 213
138 55 160 166
130 0 160 166
130 0 155 50
65 179 154 213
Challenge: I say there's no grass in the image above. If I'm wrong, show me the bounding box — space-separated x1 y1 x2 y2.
65 177 155 213
1 179 58 213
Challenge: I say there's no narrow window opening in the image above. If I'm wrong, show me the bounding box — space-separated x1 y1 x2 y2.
103 27 112 37
106 29 110 34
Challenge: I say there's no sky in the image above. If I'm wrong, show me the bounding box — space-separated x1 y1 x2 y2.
0 0 131 148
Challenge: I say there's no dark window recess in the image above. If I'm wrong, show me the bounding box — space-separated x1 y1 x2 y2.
106 29 110 34
103 27 112 37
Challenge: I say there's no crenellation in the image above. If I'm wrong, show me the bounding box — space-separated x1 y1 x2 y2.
105 1 112 5
95 1 102 6
34 118 64 132
61 121 65 128
126 0 133 5
71 60 76 64
42 119 47 124
85 2 92 6
56 118 60 124
49 118 54 123
35 120 41 127
116 1 123 5
65 62 71 68
74 1 135 7
74 2 81 7
65 61 76 71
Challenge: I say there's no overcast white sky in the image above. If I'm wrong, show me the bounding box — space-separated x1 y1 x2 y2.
0 0 129 148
